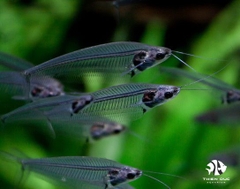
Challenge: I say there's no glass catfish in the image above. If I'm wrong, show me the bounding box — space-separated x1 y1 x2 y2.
0 152 141 189
23 42 172 82
88 120 126 140
0 152 178 189
21 83 180 123
50 117 126 141
0 52 65 100
78 83 180 121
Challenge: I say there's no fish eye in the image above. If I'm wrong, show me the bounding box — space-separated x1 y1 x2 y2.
113 128 121 134
31 87 43 96
156 52 167 60
164 92 173 99
127 173 136 179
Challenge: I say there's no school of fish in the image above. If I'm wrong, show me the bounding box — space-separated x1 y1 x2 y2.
1 2 239 189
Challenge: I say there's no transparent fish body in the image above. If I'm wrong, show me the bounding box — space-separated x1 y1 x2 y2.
22 83 179 126
51 116 126 141
0 152 141 189
160 67 240 104
1 95 126 141
23 42 171 81
1 94 93 123
77 83 180 121
0 51 33 71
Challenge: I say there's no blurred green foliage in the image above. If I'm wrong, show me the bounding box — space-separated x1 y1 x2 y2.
0 0 240 188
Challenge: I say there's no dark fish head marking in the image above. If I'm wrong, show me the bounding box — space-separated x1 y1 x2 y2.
133 51 148 71
108 166 142 186
142 90 157 103
31 77 64 98
31 86 44 97
224 90 240 104
142 86 180 108
31 85 63 98
71 95 93 114
91 122 125 140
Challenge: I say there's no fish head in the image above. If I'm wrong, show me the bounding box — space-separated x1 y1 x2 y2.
108 166 142 186
224 90 240 104
147 47 172 65
90 122 126 140
31 76 64 98
132 47 171 72
142 86 180 108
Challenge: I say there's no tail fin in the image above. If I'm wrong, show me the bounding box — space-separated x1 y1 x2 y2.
0 151 21 163
0 151 27 189
1 114 7 126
